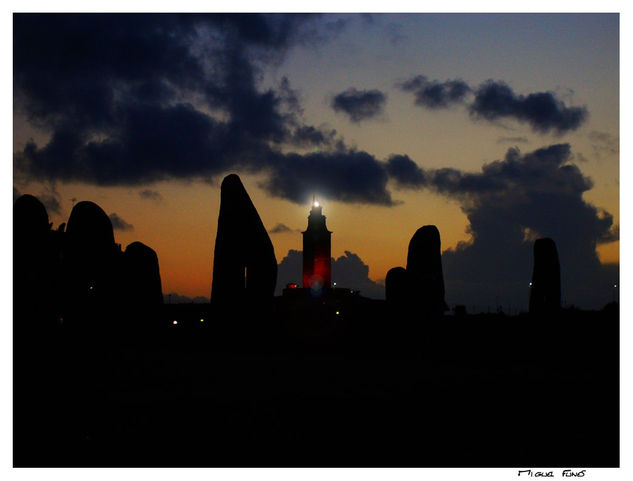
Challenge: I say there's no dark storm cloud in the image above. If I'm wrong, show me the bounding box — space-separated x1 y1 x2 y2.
139 189 163 201
385 154 427 188
109 213 134 231
397 75 471 109
18 103 236 185
470 81 588 134
13 14 286 182
331 88 387 123
275 249 384 299
9 19 321 174
398 75 587 134
13 14 398 206
386 152 503 194
385 144 615 309
262 150 395 206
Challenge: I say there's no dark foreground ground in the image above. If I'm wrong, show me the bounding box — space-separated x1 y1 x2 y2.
14 298 619 467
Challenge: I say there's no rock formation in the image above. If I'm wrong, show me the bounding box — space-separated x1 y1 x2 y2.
14 194 58 327
384 225 446 317
122 241 163 313
63 201 120 325
406 225 446 317
211 174 277 305
385 266 407 305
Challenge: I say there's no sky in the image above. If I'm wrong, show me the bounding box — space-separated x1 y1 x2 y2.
12 12 620 310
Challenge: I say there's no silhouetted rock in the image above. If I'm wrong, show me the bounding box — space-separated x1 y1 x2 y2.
406 225 446 317
529 238 561 314
14 194 59 327
14 194 62 465
211 174 277 306
122 241 163 318
302 201 332 295
66 201 115 248
63 201 121 326
385 266 407 304
14 194 49 242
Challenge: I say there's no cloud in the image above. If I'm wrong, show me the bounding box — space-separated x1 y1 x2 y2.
289 125 339 148
331 88 387 123
331 251 384 299
385 154 427 188
470 81 587 134
398 75 471 109
386 144 616 309
276 249 303 294
598 223 619 244
139 189 163 201
13 14 398 207
261 150 395 206
268 223 296 234
398 75 587 134
275 249 385 299
109 213 134 231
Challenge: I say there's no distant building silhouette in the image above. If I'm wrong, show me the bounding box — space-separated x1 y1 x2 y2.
529 238 561 314
211 174 277 305
302 200 332 293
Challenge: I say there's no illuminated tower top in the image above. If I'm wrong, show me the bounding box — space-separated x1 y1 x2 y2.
305 200 331 233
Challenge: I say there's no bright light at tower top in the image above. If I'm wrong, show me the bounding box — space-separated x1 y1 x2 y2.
313 201 320 208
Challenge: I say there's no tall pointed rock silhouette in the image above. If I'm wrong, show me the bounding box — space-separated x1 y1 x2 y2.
406 225 446 316
211 174 277 305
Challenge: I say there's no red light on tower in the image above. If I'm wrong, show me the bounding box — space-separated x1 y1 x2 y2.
302 199 332 291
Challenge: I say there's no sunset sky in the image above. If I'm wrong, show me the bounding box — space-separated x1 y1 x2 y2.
12 13 619 310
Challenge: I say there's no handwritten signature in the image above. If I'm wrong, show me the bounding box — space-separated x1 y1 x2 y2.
518 469 586 477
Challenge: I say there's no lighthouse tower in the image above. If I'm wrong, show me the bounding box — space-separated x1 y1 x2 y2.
302 200 332 291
